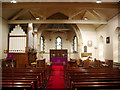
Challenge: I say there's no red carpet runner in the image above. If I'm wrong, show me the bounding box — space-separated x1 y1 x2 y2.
46 65 65 90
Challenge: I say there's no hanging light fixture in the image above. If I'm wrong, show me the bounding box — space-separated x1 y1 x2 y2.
84 17 88 20
36 17 40 20
11 0 17 3
96 0 102 3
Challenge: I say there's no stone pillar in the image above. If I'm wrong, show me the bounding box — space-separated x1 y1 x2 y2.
33 28 38 51
118 29 120 62
0 1 2 60
28 23 33 50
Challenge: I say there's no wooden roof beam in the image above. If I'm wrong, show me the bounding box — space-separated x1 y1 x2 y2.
87 9 103 20
92 9 107 20
29 9 46 20
3 2 119 9
69 9 85 19
8 20 107 24
10 9 30 20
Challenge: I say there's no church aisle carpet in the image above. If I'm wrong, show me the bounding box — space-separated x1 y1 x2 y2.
46 65 65 90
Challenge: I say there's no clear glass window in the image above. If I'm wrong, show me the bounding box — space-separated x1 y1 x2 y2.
73 36 78 52
40 36 45 51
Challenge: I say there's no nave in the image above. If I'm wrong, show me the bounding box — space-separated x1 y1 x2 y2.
1 58 120 90
1 1 120 90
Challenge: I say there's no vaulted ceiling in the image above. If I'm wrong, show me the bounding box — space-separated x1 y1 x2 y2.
2 2 120 32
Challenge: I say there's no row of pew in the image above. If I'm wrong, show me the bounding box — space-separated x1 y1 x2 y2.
68 58 114 69
1 65 52 90
64 61 120 90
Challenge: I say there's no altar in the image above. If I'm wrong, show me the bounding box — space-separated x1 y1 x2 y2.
51 57 67 65
50 49 68 65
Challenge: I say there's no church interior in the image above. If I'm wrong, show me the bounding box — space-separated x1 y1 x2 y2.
0 0 120 90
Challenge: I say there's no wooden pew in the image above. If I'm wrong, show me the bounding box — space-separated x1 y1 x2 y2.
72 82 120 89
2 81 35 90
83 59 91 68
2 68 43 85
1 66 52 89
105 60 113 68
68 75 120 89
2 65 52 85
1 72 42 89
65 67 120 89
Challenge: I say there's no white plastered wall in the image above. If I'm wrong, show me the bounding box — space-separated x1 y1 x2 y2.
36 15 119 62
1 19 9 59
37 30 79 62
96 15 119 62
0 2 2 59
96 25 107 61
77 24 97 59
0 18 2 59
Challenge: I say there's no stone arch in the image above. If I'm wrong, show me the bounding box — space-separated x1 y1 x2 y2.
113 27 120 62
37 24 83 60
98 35 104 61
71 24 83 58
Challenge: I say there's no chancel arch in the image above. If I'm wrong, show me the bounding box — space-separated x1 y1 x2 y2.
37 23 83 62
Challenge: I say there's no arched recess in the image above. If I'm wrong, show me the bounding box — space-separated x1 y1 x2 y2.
113 27 120 62
98 36 104 61
37 24 48 59
71 24 83 59
37 12 82 60
37 24 83 60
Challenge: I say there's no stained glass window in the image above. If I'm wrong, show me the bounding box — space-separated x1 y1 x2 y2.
56 37 62 49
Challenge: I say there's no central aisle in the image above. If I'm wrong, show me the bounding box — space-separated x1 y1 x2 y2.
46 65 65 90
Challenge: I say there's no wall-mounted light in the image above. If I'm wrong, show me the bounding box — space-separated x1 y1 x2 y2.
87 40 92 47
11 0 17 3
96 0 102 3
84 17 88 20
28 23 33 30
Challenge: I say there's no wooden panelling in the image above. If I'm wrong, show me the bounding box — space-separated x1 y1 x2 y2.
10 53 28 68
28 51 37 63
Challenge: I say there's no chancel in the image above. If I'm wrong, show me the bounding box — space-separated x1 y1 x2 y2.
0 0 120 90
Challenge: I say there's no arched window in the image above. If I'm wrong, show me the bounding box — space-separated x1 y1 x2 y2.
40 36 45 52
73 36 78 52
56 36 62 49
